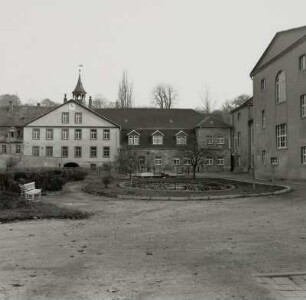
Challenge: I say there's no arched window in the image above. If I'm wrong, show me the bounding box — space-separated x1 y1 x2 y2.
276 71 286 103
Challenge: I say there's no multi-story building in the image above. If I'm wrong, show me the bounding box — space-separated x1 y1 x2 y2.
0 74 233 174
251 25 306 180
231 98 254 173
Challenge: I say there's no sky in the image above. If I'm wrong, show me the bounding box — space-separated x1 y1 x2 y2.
1 0 306 109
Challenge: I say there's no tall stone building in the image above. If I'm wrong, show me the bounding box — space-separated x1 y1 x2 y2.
251 25 306 180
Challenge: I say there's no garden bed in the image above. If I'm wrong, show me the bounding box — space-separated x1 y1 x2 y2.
85 177 287 199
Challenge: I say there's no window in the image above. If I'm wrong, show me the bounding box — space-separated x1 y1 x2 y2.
205 157 213 165
154 156 162 165
32 146 39 157
271 157 278 165
32 129 40 140
75 112 82 124
90 146 97 158
61 129 69 140
301 147 306 164
46 146 53 157
152 133 163 145
184 157 191 165
299 54 306 71
217 157 224 166
261 150 266 164
217 136 225 144
90 129 97 140
176 134 187 145
103 129 110 140
74 146 82 158
61 146 68 158
75 129 82 140
2 144 7 154
173 158 180 165
103 146 110 158
62 112 69 124
276 123 287 149
237 132 241 146
276 71 286 103
301 95 306 118
128 135 139 145
46 129 54 140
16 144 21 154
237 112 241 121
206 135 214 144
261 79 266 91
9 131 14 138
262 110 266 128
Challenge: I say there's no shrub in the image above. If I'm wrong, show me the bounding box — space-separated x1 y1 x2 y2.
102 175 112 188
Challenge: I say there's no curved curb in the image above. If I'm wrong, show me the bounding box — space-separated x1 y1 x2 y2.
84 180 292 201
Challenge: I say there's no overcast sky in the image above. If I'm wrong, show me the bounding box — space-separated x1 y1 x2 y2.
1 0 306 109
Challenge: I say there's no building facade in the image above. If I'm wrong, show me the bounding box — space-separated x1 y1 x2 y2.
251 25 306 180
231 98 254 173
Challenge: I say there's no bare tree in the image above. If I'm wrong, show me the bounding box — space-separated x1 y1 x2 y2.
115 146 138 179
152 83 177 109
222 94 251 113
117 71 133 108
0 94 21 107
198 87 215 114
92 94 116 108
184 134 206 179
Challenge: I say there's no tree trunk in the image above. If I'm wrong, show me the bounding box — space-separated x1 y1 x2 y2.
192 166 196 179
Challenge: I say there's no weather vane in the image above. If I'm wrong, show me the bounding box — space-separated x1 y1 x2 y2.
78 64 83 74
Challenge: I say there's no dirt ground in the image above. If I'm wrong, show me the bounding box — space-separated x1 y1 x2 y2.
0 178 305 300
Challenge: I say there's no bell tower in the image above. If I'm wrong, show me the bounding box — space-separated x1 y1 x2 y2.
72 68 87 104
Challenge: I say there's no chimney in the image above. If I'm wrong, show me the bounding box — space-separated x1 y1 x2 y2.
88 96 92 108
64 93 67 103
8 100 13 112
37 103 41 107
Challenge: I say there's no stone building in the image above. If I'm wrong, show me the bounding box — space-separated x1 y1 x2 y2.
0 74 233 174
231 98 254 173
251 25 306 180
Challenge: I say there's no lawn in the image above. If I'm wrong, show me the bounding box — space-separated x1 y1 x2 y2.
0 192 91 223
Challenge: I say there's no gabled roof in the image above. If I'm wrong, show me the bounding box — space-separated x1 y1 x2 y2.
151 130 164 136
230 97 253 114
127 130 140 136
24 99 120 128
94 108 205 129
175 130 187 136
196 115 232 128
250 25 306 77
0 105 53 127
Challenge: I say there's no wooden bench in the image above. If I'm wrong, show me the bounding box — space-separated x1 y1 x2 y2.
19 182 42 201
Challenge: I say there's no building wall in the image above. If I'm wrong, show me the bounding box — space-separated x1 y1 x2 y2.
231 105 254 173
196 127 232 172
253 40 306 180
23 102 120 168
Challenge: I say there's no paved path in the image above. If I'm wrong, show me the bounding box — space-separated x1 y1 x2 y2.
0 179 305 300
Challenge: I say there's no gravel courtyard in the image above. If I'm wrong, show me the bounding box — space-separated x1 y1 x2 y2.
0 178 305 300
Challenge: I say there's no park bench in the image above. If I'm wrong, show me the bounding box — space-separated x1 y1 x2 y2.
19 182 42 201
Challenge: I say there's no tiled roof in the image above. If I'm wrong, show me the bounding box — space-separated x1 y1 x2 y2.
196 115 232 128
0 106 53 127
121 129 195 149
94 108 205 129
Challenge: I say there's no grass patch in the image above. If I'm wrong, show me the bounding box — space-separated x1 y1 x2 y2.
0 192 91 223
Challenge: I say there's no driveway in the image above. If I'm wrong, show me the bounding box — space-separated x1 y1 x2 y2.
0 179 305 300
